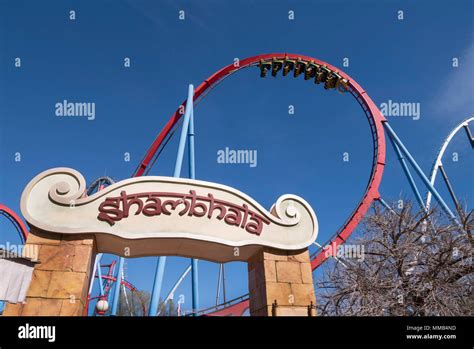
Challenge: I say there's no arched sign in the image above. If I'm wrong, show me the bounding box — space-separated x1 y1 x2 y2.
21 168 318 262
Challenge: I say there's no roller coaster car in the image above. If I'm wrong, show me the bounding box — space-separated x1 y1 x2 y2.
282 58 295 76
293 59 306 78
271 58 284 77
304 61 319 80
259 59 272 78
324 72 341 89
314 65 331 84
336 80 349 93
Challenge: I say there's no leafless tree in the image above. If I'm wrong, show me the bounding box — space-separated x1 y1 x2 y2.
317 201 473 316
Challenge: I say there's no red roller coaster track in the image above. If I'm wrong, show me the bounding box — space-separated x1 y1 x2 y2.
0 204 29 243
133 53 386 316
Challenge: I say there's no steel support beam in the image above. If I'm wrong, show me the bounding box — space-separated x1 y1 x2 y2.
158 265 192 315
111 257 124 316
216 264 222 306
188 107 199 315
95 254 105 297
463 124 474 148
383 122 457 221
377 197 397 215
438 165 464 220
149 84 195 316
387 135 426 212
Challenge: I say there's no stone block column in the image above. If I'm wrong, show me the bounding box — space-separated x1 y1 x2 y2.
248 247 316 316
3 227 96 316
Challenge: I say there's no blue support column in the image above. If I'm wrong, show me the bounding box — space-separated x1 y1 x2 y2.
383 122 457 221
111 257 124 316
188 108 199 314
377 197 397 215
104 262 117 311
95 253 105 296
387 135 426 212
149 84 195 316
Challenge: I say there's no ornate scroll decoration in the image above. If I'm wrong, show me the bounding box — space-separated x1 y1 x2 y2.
21 168 318 261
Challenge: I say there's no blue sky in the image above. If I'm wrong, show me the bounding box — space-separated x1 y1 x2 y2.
1 0 473 314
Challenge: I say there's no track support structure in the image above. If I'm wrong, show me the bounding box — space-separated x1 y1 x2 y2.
188 107 200 315
149 84 195 316
111 257 125 315
383 121 457 222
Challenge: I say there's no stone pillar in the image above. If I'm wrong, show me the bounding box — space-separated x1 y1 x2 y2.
3 227 96 316
248 247 316 316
